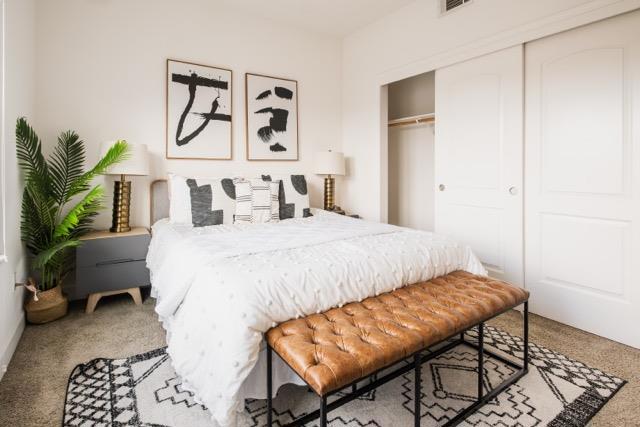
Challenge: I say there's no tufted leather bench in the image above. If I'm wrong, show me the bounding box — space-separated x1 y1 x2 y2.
265 271 530 427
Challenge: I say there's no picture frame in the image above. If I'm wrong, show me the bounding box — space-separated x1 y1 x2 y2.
245 73 299 161
166 59 233 160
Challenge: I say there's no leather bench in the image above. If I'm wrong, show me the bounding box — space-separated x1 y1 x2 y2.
265 271 530 427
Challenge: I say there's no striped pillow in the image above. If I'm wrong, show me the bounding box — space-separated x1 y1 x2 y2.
261 175 312 219
234 179 280 224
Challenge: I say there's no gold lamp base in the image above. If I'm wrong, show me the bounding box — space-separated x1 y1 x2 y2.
323 175 335 211
110 174 131 233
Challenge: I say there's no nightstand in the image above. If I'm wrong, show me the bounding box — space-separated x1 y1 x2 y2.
76 228 151 313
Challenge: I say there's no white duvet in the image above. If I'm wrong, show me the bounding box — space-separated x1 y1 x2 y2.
147 211 485 427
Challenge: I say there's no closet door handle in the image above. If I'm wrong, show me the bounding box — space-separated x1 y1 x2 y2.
438 184 446 192
508 186 518 195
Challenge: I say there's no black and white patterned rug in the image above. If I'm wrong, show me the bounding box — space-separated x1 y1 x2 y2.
63 326 625 426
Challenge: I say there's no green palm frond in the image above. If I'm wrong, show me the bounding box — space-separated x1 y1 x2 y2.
53 185 104 239
68 140 129 198
16 118 129 291
24 185 56 236
71 196 103 238
32 239 81 270
20 188 50 254
15 117 49 191
49 130 85 206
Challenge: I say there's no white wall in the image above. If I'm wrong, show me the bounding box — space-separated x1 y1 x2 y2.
0 0 35 379
342 0 640 220
35 0 343 230
388 72 435 120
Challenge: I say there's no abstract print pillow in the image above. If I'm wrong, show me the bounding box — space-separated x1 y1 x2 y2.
168 174 237 227
234 179 280 224
261 174 312 219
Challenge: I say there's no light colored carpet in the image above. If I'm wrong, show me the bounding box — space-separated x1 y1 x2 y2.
0 292 638 426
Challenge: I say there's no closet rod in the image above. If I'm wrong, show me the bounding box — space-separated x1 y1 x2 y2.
388 113 435 128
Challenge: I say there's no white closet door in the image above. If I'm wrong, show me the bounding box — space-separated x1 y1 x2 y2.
525 11 640 348
435 45 524 285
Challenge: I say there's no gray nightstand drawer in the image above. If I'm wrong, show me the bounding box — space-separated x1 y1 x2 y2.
77 234 150 268
76 260 150 296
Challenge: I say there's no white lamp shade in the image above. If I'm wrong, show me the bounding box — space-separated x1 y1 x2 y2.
314 151 345 176
100 141 150 176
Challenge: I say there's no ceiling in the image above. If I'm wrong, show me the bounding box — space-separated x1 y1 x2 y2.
216 0 416 37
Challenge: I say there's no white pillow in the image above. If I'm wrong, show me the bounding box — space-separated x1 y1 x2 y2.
261 175 312 219
234 179 280 224
168 173 238 226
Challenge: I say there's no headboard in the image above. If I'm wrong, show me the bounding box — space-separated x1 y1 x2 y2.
150 179 169 225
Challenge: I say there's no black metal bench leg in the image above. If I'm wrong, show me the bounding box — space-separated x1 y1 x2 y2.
524 301 529 371
319 395 327 427
273 300 531 427
477 323 484 400
267 345 273 427
414 353 421 427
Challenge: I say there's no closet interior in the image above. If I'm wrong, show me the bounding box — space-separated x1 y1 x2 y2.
387 71 435 232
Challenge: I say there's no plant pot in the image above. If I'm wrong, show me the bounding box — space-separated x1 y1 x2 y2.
25 285 68 324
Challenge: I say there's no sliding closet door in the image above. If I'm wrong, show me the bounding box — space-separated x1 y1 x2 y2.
435 45 524 285
525 11 640 348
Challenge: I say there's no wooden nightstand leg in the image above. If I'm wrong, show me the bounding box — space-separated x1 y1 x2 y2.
86 288 142 313
128 287 142 306
86 293 102 314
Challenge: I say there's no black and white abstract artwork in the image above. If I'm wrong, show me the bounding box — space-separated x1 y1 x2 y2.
245 73 298 160
166 59 232 159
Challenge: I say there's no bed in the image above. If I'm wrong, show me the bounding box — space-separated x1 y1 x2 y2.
146 179 486 427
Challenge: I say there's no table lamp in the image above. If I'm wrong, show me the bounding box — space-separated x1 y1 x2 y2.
314 150 345 211
100 142 149 232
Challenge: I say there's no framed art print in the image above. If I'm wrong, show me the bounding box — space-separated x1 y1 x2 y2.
245 73 298 161
166 59 232 159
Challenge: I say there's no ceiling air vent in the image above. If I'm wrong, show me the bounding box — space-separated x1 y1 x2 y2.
441 0 472 14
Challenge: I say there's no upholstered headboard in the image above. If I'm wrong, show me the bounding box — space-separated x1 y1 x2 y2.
150 179 169 225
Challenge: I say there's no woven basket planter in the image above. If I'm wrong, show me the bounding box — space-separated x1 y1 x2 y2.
25 284 68 324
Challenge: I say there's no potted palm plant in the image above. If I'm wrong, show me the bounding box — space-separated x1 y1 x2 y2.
15 117 128 323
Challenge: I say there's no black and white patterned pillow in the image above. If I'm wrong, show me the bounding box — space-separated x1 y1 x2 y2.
234 179 280 224
261 175 312 219
168 174 237 227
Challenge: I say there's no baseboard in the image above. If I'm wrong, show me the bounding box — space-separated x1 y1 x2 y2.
0 313 25 381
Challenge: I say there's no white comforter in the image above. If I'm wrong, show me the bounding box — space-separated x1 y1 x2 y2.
147 211 485 426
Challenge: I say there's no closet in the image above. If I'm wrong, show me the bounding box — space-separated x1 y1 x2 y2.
385 10 640 348
388 47 524 286
387 71 435 232
524 11 640 348
434 46 524 286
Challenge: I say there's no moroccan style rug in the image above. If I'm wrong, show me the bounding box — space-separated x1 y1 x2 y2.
63 326 624 426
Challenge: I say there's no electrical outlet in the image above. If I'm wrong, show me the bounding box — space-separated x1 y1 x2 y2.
14 271 24 290
14 257 28 287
